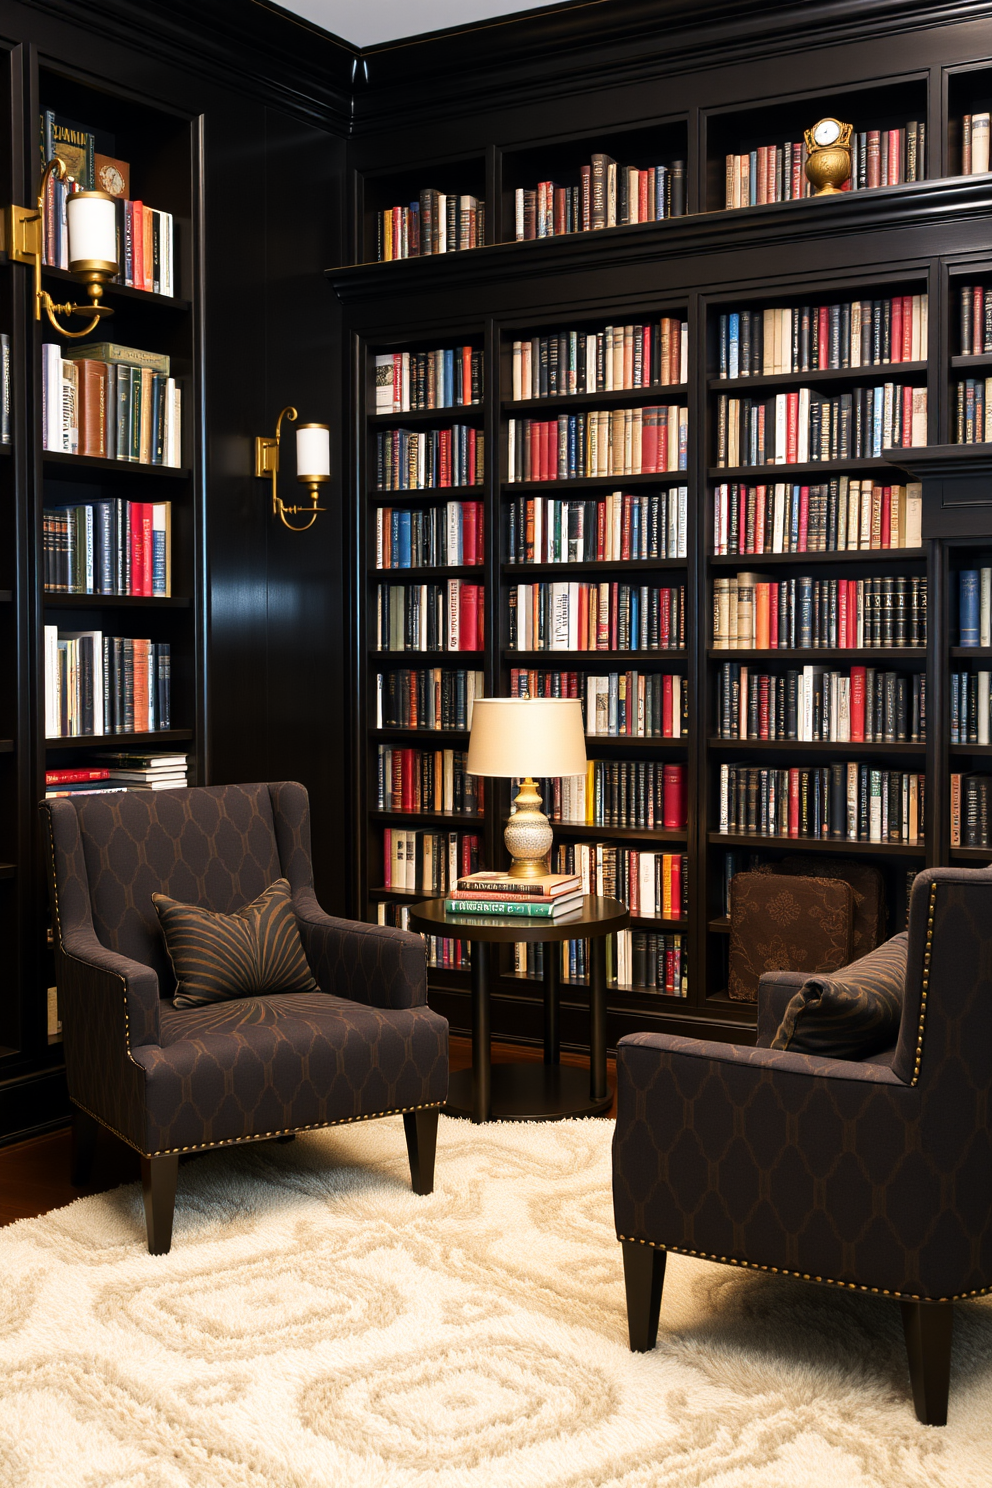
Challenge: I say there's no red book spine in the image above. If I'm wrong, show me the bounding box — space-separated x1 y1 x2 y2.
850 666 866 740
141 504 153 595
45 767 111 784
656 412 667 474
754 485 766 553
462 345 472 406
839 580 849 647
524 422 532 482
880 487 891 548
459 585 475 652
670 855 681 921
402 749 415 812
891 297 903 362
621 494 631 560
768 583 779 648
659 589 671 649
641 409 658 472
902 385 913 447
597 498 606 559
867 131 881 189
641 326 651 387
132 201 145 290
798 487 810 550
474 585 483 648
610 581 619 651
818 306 829 369
638 169 648 221
130 504 144 595
440 430 450 487
662 674 673 736
902 295 914 361
663 764 686 828
578 584 589 651
788 768 800 836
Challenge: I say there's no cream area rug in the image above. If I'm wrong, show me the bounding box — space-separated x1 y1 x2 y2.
2 1118 992 1487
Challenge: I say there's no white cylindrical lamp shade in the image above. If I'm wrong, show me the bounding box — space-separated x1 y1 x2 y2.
296 423 330 481
66 191 119 269
466 697 587 778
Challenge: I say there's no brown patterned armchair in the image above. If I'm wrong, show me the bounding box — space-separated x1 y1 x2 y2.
41 782 449 1254
613 866 992 1425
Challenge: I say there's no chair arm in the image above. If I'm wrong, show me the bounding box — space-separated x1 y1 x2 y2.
294 892 427 1009
755 972 809 1047
618 1030 906 1085
58 924 162 1048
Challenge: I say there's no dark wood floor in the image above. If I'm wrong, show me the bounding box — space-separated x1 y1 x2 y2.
0 1036 617 1227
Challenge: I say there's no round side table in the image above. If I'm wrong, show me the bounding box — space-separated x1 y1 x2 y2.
409 894 629 1124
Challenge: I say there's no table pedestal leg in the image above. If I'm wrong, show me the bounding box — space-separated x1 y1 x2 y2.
590 935 608 1102
543 943 560 1065
471 939 491 1123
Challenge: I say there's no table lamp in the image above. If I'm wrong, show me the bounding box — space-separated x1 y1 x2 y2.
466 697 586 879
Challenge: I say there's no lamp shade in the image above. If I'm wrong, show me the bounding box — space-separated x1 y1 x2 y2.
66 190 118 269
466 697 586 778
296 423 330 480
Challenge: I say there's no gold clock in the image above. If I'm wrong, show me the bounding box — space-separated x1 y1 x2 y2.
804 117 853 194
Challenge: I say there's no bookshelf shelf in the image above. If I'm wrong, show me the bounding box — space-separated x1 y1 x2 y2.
371 810 485 826
502 384 688 414
45 730 194 750
0 739 12 753
505 649 687 663
555 824 688 843
708 457 919 480
0 864 15 880
371 406 483 425
43 453 190 481
502 472 686 494
708 831 925 855
950 846 992 861
40 265 190 312
951 647 992 658
950 743 992 754
949 354 992 371
708 738 925 754
372 727 470 741
708 647 925 661
42 594 191 609
372 650 485 663
369 486 483 503
503 558 687 576
584 735 688 749
372 565 484 581
709 549 926 567
706 363 928 392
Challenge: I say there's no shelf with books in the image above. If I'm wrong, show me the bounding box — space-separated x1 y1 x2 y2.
555 824 688 844
710 647 925 662
42 453 189 480
506 649 686 664
44 728 193 750
40 266 189 314
371 810 486 827
709 549 926 567
358 156 489 264
502 385 688 415
708 830 925 856
43 594 190 609
709 738 925 755
708 458 922 480
707 364 928 392
947 66 992 178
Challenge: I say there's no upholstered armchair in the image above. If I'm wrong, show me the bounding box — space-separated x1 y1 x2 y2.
613 865 992 1425
42 782 449 1254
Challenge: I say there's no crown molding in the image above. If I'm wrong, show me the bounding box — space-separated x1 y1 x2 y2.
23 0 357 130
327 174 992 308
350 0 992 134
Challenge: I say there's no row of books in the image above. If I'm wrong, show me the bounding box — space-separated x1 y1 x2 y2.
508 581 686 653
381 828 481 893
44 628 171 737
510 320 687 399
954 379 992 444
557 841 688 922
375 347 482 413
507 408 688 481
377 193 485 261
532 759 687 831
44 752 188 799
718 761 925 843
714 383 927 468
376 582 484 653
375 746 484 817
723 123 925 210
951 774 992 847
716 664 926 743
375 901 470 970
509 668 688 739
375 502 484 570
513 156 686 239
957 570 992 646
507 490 688 564
512 934 688 995
375 668 484 731
960 113 991 175
42 499 171 596
950 672 992 744
713 573 927 651
712 479 923 556
959 284 992 355
374 425 484 491
42 343 182 465
718 296 928 379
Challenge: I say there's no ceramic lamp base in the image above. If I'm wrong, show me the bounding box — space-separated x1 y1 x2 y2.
505 777 553 879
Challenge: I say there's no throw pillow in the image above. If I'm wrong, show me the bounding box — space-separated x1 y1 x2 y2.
771 930 908 1059
153 877 318 1008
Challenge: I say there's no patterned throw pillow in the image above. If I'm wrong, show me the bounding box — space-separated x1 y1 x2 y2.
153 878 318 1009
771 930 908 1059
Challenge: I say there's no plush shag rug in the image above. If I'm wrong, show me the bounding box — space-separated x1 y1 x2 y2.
1 1116 991 1487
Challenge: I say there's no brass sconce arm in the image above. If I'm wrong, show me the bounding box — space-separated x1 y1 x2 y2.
255 405 328 533
5 157 115 339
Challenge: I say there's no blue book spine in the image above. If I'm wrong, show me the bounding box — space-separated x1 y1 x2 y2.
719 315 729 378
798 575 814 647
568 416 577 479
950 672 960 743
749 151 758 205
444 349 454 408
631 499 641 557
790 485 801 551
960 570 980 646
872 387 883 457
679 408 688 468
152 532 166 594
728 313 740 379
397 509 412 568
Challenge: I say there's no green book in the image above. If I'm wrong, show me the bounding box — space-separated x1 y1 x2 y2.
64 343 170 375
116 372 130 464
443 895 582 918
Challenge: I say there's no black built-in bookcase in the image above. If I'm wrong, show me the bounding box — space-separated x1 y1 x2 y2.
333 0 992 1055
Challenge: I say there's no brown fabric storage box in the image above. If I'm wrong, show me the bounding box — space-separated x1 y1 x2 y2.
728 872 855 1003
756 855 884 956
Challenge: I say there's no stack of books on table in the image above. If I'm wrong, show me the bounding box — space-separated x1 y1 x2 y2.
444 871 584 919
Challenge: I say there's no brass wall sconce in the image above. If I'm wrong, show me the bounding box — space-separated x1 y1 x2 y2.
5 157 119 338
254 406 330 532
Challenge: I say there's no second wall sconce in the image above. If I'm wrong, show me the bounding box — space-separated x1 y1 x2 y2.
255 406 330 531
5 157 119 338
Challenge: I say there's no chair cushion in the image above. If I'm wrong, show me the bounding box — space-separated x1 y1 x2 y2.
136 991 450 1150
756 855 884 955
728 872 854 1003
153 877 318 1008
771 931 908 1059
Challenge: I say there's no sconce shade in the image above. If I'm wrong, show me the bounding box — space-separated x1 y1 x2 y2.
296 423 330 480
466 697 586 779
66 190 118 269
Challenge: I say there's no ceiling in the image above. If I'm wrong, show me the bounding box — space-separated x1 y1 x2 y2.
274 0 568 49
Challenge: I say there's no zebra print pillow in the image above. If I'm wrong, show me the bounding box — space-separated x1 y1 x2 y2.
153 878 318 1008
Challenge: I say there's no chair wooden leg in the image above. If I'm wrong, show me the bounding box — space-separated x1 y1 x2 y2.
70 1106 99 1187
140 1155 179 1255
622 1239 667 1352
403 1109 438 1196
901 1300 953 1426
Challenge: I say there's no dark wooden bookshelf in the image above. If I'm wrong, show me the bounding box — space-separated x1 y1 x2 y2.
44 730 194 750
42 595 192 609
710 549 927 566
708 458 920 480
707 362 928 392
708 738 925 755
503 384 688 414
502 472 687 494
43 453 190 479
503 559 687 576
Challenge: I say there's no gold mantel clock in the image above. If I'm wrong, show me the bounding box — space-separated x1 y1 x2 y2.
804 117 853 194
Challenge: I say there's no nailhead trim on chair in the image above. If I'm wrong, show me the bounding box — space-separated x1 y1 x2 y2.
910 881 938 1087
71 1097 446 1159
615 1232 990 1304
